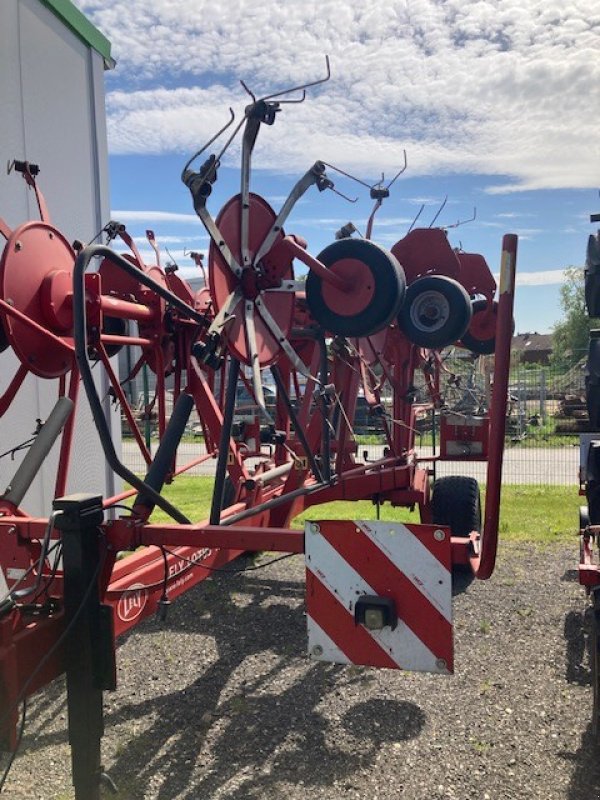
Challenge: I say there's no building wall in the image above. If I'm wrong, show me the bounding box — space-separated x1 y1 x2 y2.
0 0 120 514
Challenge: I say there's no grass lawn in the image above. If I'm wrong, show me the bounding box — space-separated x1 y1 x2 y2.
152 476 581 544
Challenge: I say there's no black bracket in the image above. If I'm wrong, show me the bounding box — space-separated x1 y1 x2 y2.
53 493 117 800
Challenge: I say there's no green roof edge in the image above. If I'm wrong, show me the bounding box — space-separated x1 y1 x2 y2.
39 0 114 68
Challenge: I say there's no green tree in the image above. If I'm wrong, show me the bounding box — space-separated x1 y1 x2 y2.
552 267 598 364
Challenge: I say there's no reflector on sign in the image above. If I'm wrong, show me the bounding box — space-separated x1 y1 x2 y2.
305 520 453 674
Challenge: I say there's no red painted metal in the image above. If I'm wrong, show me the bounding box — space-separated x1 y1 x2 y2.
321 258 376 316
391 228 460 285
476 234 518 580
0 222 75 377
209 194 295 366
455 251 496 298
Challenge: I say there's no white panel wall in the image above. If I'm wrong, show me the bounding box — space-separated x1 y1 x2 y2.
0 0 120 515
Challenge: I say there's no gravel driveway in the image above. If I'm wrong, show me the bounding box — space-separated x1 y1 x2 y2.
2 542 600 800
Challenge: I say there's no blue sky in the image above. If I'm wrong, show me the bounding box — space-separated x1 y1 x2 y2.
77 0 600 334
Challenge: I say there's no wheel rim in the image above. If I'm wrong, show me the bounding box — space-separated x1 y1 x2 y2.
409 290 451 333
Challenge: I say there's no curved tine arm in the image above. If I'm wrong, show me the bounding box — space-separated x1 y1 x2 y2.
252 163 325 267
429 195 448 228
278 90 307 104
243 301 274 424
365 198 383 240
240 115 262 269
328 185 358 203
263 54 331 101
385 150 408 189
181 107 235 179
407 203 425 233
254 296 319 383
195 203 243 279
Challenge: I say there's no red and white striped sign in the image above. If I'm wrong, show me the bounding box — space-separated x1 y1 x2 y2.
305 520 453 674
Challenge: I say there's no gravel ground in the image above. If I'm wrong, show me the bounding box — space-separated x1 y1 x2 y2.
2 542 600 800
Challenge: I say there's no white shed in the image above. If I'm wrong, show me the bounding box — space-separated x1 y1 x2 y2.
0 0 120 514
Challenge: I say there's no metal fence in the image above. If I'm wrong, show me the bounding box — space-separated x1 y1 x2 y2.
119 351 589 487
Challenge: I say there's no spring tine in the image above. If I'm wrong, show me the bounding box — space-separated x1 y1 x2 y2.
320 161 372 189
328 185 358 203
429 195 448 228
278 90 307 104
181 108 235 178
385 150 408 189
407 203 425 233
445 207 477 229
240 80 256 102
262 55 331 101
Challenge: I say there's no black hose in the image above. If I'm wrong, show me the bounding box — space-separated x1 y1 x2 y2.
72 245 191 524
209 358 240 525
133 392 195 513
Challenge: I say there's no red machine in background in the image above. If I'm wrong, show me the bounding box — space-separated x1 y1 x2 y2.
577 203 600 738
0 66 517 798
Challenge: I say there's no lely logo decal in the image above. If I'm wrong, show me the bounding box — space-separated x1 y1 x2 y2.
117 583 148 622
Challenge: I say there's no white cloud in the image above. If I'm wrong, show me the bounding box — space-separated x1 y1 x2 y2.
76 0 600 191
493 268 568 286
131 234 206 245
111 209 202 224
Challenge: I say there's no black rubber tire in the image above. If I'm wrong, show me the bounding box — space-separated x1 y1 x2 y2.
221 475 237 511
461 299 497 355
398 275 472 349
586 234 600 316
431 476 481 538
587 380 600 429
306 238 406 337
588 335 600 379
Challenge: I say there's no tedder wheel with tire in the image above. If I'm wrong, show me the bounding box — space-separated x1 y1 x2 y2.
398 275 472 349
306 238 406 337
461 298 498 355
431 475 482 538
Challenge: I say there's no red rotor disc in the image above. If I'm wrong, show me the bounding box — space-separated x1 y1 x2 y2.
0 221 75 378
209 194 294 367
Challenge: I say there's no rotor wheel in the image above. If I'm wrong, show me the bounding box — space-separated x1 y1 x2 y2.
306 238 405 337
398 275 472 349
209 193 294 367
0 221 75 378
431 476 481 538
461 299 498 355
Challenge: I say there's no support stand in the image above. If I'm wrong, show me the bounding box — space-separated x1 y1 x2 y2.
54 493 115 800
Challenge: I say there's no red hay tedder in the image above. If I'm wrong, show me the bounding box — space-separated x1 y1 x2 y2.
0 67 517 797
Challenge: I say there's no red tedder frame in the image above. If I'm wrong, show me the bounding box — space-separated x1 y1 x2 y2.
0 69 517 798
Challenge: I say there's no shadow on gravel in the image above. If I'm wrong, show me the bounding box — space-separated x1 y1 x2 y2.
562 599 600 800
18 569 427 798
561 725 600 800
564 607 592 686
452 569 475 596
